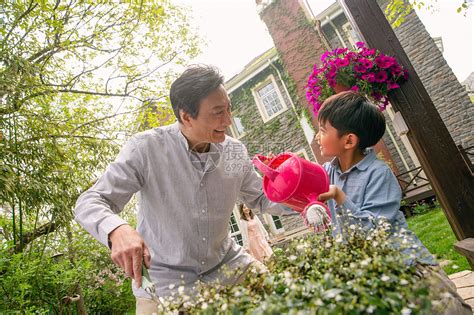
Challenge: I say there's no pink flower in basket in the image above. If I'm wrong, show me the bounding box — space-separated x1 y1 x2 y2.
305 42 408 115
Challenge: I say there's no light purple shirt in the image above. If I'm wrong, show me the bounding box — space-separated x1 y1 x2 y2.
74 122 294 298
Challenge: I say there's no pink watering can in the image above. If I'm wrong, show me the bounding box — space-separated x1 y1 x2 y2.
252 153 332 231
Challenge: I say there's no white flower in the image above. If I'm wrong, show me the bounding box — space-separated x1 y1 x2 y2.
325 288 343 299
178 286 185 294
361 258 371 266
401 307 412 315
315 299 323 306
289 255 297 261
400 279 408 285
201 302 208 310
168 283 175 290
367 305 375 313
452 264 459 269
349 224 356 230
325 242 332 248
381 275 390 282
221 303 228 311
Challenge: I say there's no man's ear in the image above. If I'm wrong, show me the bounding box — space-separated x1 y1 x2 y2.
180 110 193 127
344 133 359 150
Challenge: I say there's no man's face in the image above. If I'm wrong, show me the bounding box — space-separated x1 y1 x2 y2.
186 84 232 147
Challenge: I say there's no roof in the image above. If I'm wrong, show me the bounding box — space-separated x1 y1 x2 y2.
225 47 278 93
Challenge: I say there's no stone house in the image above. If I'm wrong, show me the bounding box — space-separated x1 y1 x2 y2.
227 0 473 245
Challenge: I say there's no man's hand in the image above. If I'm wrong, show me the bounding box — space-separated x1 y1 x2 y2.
318 185 346 206
109 224 151 288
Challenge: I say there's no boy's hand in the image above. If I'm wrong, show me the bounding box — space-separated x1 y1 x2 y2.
318 185 346 206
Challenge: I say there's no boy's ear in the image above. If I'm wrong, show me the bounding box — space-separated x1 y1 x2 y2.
344 133 359 150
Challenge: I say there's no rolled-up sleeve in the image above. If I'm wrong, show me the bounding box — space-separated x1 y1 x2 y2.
74 137 146 246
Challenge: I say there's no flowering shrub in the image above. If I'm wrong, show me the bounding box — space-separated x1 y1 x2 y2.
306 42 408 115
163 221 435 314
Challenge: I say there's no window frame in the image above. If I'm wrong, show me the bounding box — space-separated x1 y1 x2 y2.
251 75 288 123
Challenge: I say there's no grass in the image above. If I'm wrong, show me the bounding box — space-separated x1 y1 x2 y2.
407 207 470 274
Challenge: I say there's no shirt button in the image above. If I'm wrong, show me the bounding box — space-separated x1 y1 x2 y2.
202 237 206 241
200 183 204 187
201 261 205 265
202 209 206 213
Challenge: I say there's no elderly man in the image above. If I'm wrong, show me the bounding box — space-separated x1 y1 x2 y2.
74 65 295 313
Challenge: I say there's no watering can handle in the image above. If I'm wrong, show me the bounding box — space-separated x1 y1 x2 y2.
252 154 279 181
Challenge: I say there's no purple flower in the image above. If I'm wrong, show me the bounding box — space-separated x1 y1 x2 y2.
356 42 365 49
403 69 409 80
387 81 400 90
360 58 373 69
361 48 376 57
335 58 349 68
362 73 375 83
354 64 367 73
335 48 348 55
375 71 388 83
375 55 395 69
350 86 360 92
321 51 330 62
372 92 383 101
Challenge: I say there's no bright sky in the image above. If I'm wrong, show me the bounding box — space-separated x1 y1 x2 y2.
175 0 473 83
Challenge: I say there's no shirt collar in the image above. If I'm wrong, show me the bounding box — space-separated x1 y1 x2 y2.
331 148 377 174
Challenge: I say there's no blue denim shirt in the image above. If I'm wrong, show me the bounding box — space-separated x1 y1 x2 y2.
323 149 437 266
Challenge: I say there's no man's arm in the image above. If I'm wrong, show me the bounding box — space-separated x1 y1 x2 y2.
238 156 296 216
74 136 150 287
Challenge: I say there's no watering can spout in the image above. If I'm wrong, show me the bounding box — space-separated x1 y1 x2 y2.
252 154 279 181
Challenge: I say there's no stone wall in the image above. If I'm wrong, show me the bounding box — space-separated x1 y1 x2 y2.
377 0 474 157
229 62 314 234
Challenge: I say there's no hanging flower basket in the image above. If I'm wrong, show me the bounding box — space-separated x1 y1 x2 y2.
306 42 408 116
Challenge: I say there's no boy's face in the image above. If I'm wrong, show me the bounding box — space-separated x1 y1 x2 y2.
316 121 347 157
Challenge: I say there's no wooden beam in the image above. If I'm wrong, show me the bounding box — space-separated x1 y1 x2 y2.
339 1 474 246
454 238 474 269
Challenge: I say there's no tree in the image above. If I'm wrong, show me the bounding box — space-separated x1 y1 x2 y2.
0 0 199 311
385 0 472 27
1 0 199 251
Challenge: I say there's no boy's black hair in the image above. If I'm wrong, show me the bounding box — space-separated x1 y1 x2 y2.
318 91 386 150
170 64 224 123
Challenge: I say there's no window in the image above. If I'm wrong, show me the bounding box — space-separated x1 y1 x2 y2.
272 215 283 230
229 212 243 246
252 75 288 122
229 116 245 138
264 213 285 234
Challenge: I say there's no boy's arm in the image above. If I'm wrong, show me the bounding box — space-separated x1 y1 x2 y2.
321 167 402 228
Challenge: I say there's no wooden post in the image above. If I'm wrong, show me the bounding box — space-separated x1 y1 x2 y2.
340 0 474 266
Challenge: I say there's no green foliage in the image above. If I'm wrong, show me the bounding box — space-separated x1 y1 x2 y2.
407 207 470 274
411 201 432 215
385 0 472 27
0 0 200 312
164 223 435 314
0 225 135 313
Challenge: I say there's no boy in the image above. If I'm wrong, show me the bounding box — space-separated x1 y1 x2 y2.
315 91 471 314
